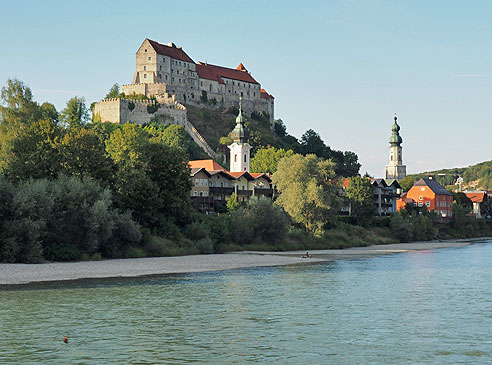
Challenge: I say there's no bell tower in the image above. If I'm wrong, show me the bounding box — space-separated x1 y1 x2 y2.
385 114 406 180
228 97 251 172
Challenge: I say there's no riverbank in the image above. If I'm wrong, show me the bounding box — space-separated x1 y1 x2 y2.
0 238 489 285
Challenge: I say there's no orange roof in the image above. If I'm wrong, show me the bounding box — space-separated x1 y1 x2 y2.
236 63 247 71
146 39 195 63
464 192 486 203
260 89 274 99
250 173 272 182
196 62 258 84
188 159 226 172
227 171 255 180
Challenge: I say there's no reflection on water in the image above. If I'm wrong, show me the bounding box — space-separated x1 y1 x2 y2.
1 241 492 363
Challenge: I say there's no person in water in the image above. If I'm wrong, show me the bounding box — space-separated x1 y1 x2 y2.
306 252 312 258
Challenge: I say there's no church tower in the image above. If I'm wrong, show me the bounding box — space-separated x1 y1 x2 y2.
228 98 252 172
385 114 407 180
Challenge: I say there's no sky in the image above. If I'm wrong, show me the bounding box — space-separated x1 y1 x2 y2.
1 0 491 177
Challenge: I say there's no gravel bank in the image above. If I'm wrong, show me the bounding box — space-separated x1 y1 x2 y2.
1 238 489 285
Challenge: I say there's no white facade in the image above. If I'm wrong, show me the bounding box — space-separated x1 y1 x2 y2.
229 142 251 172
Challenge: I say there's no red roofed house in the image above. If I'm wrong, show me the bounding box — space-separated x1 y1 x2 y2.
397 178 453 217
121 38 274 123
188 106 273 212
464 191 489 218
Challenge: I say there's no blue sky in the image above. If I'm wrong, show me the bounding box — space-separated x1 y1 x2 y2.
1 0 491 176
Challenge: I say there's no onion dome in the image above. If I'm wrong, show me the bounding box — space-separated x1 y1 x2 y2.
389 114 403 145
230 97 249 143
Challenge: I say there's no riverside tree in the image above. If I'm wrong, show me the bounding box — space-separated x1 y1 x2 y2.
273 154 341 234
344 176 376 224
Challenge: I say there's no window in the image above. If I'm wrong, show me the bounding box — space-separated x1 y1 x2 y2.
148 57 152 60
193 191 197 196
144 66 146 70
195 179 199 186
210 84 212 92
234 154 237 162
421 187 425 191
165 75 168 80
144 49 147 52
425 201 431 207
242 186 245 190
199 192 203 197
159 66 162 70
418 201 423 207
200 81 203 86
144 74 147 78
233 81 235 86
244 154 247 162
241 92 243 97
172 77 174 82
419 196 423 200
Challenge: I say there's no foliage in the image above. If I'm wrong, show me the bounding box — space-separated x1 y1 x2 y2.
0 175 141 263
40 102 58 124
345 176 376 224
105 83 120 99
60 96 89 128
226 192 240 211
273 154 341 233
250 146 294 174
0 78 41 125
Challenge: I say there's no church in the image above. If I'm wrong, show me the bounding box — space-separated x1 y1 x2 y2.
189 99 273 212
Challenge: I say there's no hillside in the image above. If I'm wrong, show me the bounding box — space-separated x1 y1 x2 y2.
399 160 492 192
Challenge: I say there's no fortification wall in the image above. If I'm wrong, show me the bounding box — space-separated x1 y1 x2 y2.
93 98 187 126
121 82 168 97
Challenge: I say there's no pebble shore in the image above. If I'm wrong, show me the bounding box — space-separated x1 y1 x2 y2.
0 239 487 285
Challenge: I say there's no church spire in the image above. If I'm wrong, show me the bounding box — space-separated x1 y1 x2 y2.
385 113 406 181
230 97 248 143
228 97 252 172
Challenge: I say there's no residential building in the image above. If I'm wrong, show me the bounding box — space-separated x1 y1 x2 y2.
371 179 401 215
398 178 453 217
463 191 489 218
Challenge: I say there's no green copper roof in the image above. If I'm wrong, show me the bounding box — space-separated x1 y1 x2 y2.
230 97 249 143
389 114 403 145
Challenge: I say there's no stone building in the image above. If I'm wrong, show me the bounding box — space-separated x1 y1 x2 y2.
121 38 274 122
385 114 407 181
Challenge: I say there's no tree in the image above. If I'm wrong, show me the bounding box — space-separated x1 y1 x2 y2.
344 176 375 223
226 192 240 211
60 96 89 128
105 83 120 99
338 151 361 177
273 119 287 137
250 146 294 174
40 102 58 124
300 129 326 157
0 78 40 124
273 154 341 233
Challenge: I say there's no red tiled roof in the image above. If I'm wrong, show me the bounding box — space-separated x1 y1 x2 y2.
196 63 225 84
342 177 350 188
189 159 226 172
227 171 255 180
464 192 487 203
147 39 195 63
196 62 258 84
250 173 272 182
260 89 274 99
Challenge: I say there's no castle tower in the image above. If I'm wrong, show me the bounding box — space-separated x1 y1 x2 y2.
385 114 407 180
228 98 251 172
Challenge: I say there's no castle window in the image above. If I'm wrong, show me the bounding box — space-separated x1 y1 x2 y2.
233 81 235 86
148 57 152 60
159 66 162 70
144 49 147 52
172 77 174 82
144 74 147 78
244 154 247 162
166 75 168 80
209 84 212 92
241 92 243 97
144 66 146 70
200 81 203 86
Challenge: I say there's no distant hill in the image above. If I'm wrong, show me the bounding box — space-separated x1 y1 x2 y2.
399 160 492 192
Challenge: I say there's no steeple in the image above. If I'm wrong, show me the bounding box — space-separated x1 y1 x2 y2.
385 113 406 181
228 97 251 172
230 97 249 143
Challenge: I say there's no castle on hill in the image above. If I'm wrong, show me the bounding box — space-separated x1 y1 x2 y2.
121 38 274 120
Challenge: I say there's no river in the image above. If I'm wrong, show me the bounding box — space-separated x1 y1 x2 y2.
1 240 491 363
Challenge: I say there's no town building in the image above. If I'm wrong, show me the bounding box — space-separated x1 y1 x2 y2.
371 179 401 215
463 191 489 218
385 114 407 181
397 178 453 217
188 106 272 212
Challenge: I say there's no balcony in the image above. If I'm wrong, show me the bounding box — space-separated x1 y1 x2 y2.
209 186 234 195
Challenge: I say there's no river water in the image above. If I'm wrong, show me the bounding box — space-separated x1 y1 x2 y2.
1 240 492 364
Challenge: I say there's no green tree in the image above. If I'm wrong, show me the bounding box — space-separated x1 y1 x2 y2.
345 176 375 223
273 154 341 233
40 102 58 124
0 78 40 124
60 96 89 128
226 192 240 211
250 146 294 174
300 129 326 157
105 83 120 99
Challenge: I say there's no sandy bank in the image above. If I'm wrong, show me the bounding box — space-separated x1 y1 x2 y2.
1 238 489 286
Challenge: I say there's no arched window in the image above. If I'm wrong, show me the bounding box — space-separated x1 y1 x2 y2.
244 154 247 162
234 154 237 162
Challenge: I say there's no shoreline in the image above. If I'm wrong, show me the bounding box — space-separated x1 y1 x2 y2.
1 238 489 286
